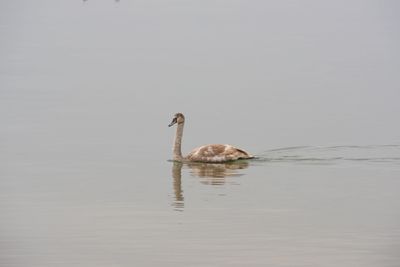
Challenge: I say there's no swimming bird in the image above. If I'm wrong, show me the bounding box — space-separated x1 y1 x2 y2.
168 113 253 163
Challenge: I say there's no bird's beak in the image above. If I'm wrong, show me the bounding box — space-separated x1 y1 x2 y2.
168 118 177 127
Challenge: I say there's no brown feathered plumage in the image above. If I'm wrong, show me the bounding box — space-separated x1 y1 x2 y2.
169 113 253 163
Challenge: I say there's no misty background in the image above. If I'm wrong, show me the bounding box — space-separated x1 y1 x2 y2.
1 1 400 266
1 0 399 164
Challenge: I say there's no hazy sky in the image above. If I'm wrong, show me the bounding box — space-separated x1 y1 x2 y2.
1 0 400 158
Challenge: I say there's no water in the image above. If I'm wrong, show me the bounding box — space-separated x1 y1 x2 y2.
1 1 400 266
2 144 399 266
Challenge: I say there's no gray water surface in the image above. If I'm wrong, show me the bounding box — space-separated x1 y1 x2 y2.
1 1 400 266
1 145 400 267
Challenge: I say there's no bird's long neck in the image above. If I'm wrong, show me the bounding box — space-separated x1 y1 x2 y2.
173 122 184 161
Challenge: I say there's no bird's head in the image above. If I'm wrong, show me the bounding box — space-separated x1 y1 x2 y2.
168 113 185 127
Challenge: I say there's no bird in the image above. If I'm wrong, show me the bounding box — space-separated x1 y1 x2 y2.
168 113 254 163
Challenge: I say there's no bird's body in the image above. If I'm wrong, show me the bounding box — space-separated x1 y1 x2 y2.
186 144 252 163
168 113 253 163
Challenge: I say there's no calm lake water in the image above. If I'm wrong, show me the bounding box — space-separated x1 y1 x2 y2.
1 1 400 266
1 143 400 266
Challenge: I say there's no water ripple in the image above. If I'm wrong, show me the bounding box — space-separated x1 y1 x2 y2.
257 144 400 166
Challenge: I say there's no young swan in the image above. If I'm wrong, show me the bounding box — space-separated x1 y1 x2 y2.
168 113 254 163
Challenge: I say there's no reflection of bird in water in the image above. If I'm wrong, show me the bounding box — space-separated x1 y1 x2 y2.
187 161 249 185
168 113 253 163
171 162 184 211
171 160 249 210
